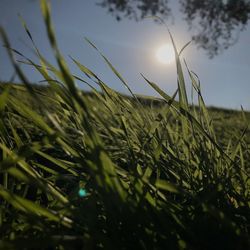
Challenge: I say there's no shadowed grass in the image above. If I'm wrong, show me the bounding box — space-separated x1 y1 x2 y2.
0 1 249 249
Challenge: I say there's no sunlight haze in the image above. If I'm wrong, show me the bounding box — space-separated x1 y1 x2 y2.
0 0 249 110
156 43 175 64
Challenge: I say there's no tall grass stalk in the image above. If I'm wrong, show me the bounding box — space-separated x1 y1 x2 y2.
0 0 249 249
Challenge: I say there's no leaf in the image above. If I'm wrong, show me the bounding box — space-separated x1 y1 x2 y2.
155 180 179 193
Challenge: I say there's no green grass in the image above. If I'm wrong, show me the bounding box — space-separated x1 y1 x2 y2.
0 1 249 249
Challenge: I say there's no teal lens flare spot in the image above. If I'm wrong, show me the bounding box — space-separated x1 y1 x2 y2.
78 188 87 197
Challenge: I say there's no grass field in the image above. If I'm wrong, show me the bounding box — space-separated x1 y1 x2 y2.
0 1 250 249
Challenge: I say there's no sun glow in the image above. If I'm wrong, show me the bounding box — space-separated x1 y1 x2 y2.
156 44 175 64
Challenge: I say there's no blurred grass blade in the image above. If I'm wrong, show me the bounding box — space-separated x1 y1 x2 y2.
0 186 72 227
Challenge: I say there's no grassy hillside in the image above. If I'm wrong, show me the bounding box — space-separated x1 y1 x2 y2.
0 1 249 249
1 82 249 147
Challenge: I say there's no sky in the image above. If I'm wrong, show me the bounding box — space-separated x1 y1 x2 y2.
0 0 250 110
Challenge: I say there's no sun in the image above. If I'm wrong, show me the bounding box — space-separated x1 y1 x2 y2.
156 44 175 64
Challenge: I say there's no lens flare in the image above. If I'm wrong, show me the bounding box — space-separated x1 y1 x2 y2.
78 188 87 197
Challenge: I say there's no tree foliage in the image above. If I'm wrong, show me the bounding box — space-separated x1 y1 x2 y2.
97 0 250 57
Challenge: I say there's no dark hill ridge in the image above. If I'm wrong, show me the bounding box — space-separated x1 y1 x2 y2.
1 82 249 111
1 82 249 145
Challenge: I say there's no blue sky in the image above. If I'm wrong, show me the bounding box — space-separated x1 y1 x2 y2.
0 0 250 110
